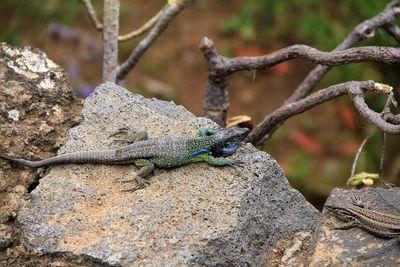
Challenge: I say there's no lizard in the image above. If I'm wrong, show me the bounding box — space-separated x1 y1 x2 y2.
0 127 250 192
324 196 400 239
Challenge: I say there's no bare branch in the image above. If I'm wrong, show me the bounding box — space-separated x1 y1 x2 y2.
288 1 400 103
118 5 166 42
102 0 120 82
80 0 103 31
217 46 400 74
116 1 191 82
244 81 400 144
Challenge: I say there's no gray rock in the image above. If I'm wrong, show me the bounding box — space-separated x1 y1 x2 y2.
0 42 83 266
308 187 400 266
17 82 320 266
0 42 83 192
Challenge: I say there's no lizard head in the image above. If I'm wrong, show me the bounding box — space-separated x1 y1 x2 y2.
324 204 353 222
210 127 250 157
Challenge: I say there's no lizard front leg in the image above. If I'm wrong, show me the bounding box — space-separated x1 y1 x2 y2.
121 159 155 192
201 154 237 166
332 221 356 230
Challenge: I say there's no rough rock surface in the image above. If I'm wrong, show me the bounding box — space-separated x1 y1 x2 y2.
16 82 321 266
308 187 400 266
0 42 83 266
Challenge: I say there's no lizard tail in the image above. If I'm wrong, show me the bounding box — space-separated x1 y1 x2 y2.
0 150 117 168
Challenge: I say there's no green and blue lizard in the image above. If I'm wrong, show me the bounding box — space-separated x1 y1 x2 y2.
0 127 250 191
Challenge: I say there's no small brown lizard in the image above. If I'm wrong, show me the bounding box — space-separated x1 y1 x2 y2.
325 196 400 239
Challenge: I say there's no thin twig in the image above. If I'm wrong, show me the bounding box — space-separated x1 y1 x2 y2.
116 1 191 82
118 5 167 42
350 136 370 178
378 131 392 187
80 0 103 31
378 92 398 187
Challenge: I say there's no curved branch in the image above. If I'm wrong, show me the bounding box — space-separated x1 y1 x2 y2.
116 1 191 82
350 87 400 134
245 81 400 144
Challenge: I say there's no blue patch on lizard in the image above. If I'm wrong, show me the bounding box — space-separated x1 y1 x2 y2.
220 143 238 157
191 148 211 158
178 155 185 161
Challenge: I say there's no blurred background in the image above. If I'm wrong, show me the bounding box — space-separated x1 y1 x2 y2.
1 0 399 208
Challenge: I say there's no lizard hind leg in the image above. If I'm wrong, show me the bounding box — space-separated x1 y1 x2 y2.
110 127 148 144
121 159 155 192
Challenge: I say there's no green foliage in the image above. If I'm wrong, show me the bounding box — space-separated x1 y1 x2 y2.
220 0 392 48
220 3 258 41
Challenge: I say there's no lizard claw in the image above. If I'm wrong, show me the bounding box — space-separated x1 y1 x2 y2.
121 176 150 192
230 159 246 167
109 127 131 137
121 184 146 192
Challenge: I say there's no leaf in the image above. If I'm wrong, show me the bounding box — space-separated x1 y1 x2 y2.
347 172 380 187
